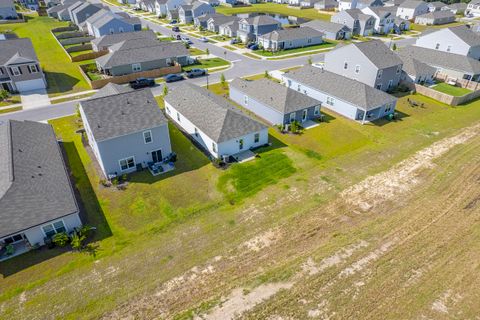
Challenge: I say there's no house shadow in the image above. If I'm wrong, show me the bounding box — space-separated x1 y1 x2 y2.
370 110 410 127
45 72 82 95
253 133 288 155
0 142 112 278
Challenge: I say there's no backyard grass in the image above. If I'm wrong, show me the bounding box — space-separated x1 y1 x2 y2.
0 14 90 97
432 82 472 96
254 41 337 57
69 49 94 58
216 3 331 21
183 58 230 71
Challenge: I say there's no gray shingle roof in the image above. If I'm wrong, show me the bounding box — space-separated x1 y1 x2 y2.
242 15 280 26
397 52 436 77
0 120 79 238
96 40 188 68
91 30 157 50
165 83 267 143
258 26 324 42
230 78 321 115
344 8 374 21
351 40 403 69
80 89 167 142
400 45 480 74
447 25 480 47
90 82 133 99
301 20 351 34
0 0 15 7
399 0 426 9
283 66 396 111
0 38 38 65
415 10 455 20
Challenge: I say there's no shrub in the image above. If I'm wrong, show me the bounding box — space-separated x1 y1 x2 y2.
52 232 69 247
0 89 9 101
112 177 118 185
70 232 86 251
220 73 226 87
163 84 168 96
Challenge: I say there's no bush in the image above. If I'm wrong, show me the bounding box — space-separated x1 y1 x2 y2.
52 232 69 247
0 89 10 101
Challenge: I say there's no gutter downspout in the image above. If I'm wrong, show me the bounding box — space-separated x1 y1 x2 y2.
362 109 367 125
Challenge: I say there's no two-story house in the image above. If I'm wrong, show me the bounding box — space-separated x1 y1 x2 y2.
362 6 396 34
237 15 281 43
396 0 429 20
155 0 187 17
0 0 17 19
466 0 480 17
71 2 104 26
79 86 173 177
415 26 480 60
331 9 375 36
179 1 214 24
86 10 141 37
0 38 47 93
324 40 403 91
338 0 382 11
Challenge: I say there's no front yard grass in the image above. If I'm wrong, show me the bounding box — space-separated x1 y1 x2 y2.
0 95 21 107
432 82 472 96
188 47 207 56
0 14 90 97
255 41 337 57
183 58 230 71
216 3 331 21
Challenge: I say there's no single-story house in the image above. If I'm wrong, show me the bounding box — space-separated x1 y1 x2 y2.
257 27 324 51
414 10 456 25
96 39 189 76
164 83 269 160
229 77 322 125
313 0 338 10
79 86 173 177
301 20 352 40
91 30 156 51
0 120 81 261
86 10 141 37
0 0 18 19
399 45 480 81
397 51 436 84
441 3 467 15
282 66 397 123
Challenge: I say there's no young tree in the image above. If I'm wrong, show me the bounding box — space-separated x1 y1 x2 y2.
0 89 10 101
163 84 168 96
392 43 397 51
264 70 270 78
307 56 313 65
206 48 210 56
220 73 226 87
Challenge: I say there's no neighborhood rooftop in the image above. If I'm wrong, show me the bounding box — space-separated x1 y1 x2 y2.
301 20 349 33
259 27 324 42
0 38 38 65
397 54 436 78
416 10 455 19
283 66 396 111
80 89 167 142
90 82 133 99
91 30 157 49
230 78 321 114
399 0 426 8
0 120 79 238
351 40 403 69
165 83 267 143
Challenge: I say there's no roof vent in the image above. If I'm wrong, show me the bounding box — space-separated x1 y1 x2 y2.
18 149 22 152
97 124 101 128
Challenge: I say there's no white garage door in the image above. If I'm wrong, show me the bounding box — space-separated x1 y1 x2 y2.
15 78 46 92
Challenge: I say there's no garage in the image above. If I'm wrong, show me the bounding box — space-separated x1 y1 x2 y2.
15 78 46 92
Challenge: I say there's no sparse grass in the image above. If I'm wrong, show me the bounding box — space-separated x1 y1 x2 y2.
0 106 22 114
223 45 238 51
432 82 472 96
50 92 95 104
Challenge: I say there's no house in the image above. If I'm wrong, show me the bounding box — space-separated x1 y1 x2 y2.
362 6 396 34
155 0 188 17
45 0 61 8
179 2 215 24
200 0 220 6
166 9 179 20
399 45 480 81
466 0 480 17
383 0 403 7
0 0 18 19
427 1 447 12
324 40 403 91
0 38 47 93
91 30 156 51
71 2 104 26
313 0 338 11
299 0 321 8
237 0 257 4
257 27 324 51
441 3 467 15
331 9 375 36
237 15 282 42
164 83 268 160
272 0 288 3
139 0 156 12
338 0 383 11
396 0 429 20
229 78 322 125
66 0 85 21
0 120 81 261
206 14 237 32
397 50 436 84
282 66 397 122
79 87 172 177
393 16 410 31
301 20 352 40
47 4 72 20
194 13 220 29
18 0 39 11
218 0 237 4
414 10 456 25
96 39 189 76
86 10 141 37
415 26 480 60
219 19 241 37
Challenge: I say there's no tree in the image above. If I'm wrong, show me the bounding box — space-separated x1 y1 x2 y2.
307 56 312 65
264 70 270 78
392 43 397 51
206 48 210 56
220 73 226 87
0 89 10 101
163 84 168 96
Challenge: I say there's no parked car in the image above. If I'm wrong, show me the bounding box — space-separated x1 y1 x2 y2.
169 19 177 24
230 38 239 44
185 68 207 78
129 78 155 89
176 34 182 40
165 73 184 82
133 7 141 11
199 37 209 42
249 43 259 50
182 37 193 45
172 26 180 32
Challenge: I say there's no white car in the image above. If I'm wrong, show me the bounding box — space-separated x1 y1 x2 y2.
199 37 209 42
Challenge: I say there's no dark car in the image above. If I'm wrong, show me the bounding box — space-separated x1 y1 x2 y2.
129 78 155 89
172 26 180 32
164 73 184 83
176 34 181 40
169 19 177 24
185 68 207 78
230 38 239 44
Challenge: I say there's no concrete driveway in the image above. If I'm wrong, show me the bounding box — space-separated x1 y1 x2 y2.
20 89 51 110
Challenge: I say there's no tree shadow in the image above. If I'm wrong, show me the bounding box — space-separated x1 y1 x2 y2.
45 71 82 95
370 110 410 127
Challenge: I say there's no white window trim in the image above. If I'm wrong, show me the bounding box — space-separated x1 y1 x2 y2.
143 130 153 144
11 66 20 76
132 63 142 72
254 132 260 143
41 219 67 238
29 64 39 73
314 105 320 115
355 64 360 74
119 156 136 172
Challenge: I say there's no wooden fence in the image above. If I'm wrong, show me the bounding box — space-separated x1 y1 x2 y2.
435 73 480 91
71 50 108 62
51 26 78 33
79 64 182 89
403 80 480 106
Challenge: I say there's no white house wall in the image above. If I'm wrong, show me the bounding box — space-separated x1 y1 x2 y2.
229 86 284 124
23 213 82 246
415 30 480 59
79 106 108 176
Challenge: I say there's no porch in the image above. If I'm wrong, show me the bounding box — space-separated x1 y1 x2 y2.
147 162 175 176
0 240 31 262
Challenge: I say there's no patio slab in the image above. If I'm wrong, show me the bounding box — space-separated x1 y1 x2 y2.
302 120 320 130
148 162 175 176
233 150 256 163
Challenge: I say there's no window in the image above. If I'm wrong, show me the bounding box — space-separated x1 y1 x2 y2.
435 43 440 50
132 63 141 72
2 234 24 244
42 220 66 238
177 112 181 122
254 133 260 143
297 84 301 91
109 28 114 34
166 106 171 114
28 64 39 73
377 70 383 78
239 138 244 150
194 127 199 137
314 105 320 115
385 103 392 113
119 156 135 171
0 68 3 75
212 142 217 153
10 66 20 76
396 65 401 74
244 95 248 105
290 112 296 122
355 65 360 74
119 27 124 33
143 130 152 144
447 45 452 52
388 80 393 88
307 38 312 43
344 61 348 69
376 84 382 90
326 97 335 106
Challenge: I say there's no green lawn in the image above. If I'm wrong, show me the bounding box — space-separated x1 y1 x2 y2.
183 58 230 71
216 3 331 21
69 50 94 58
255 41 337 57
0 95 21 107
0 14 90 97
432 82 472 96
223 45 238 51
188 47 207 56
